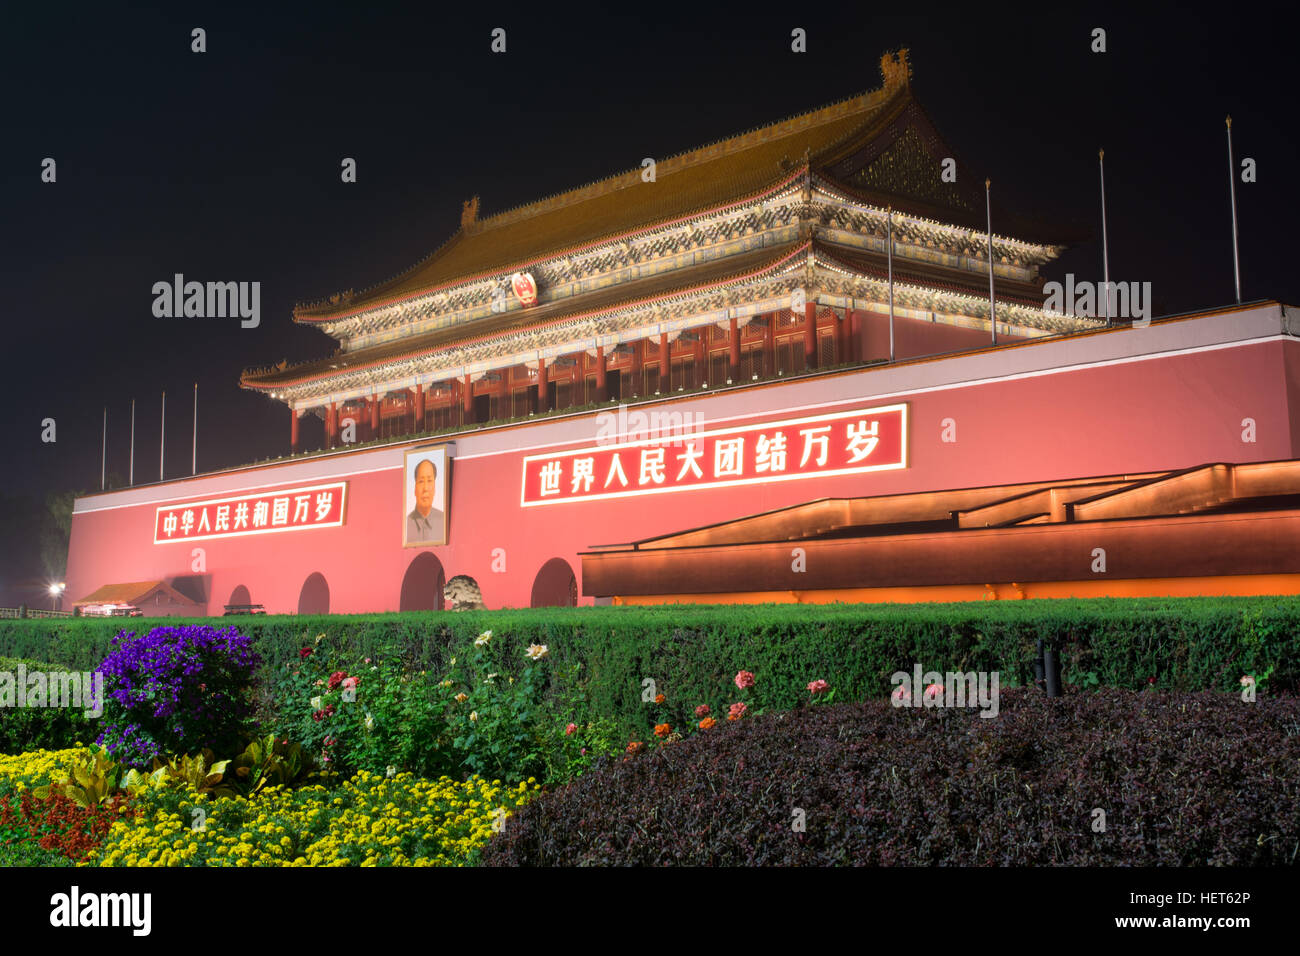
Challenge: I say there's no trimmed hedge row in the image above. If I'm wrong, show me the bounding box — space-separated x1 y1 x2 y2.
2 597 1294 740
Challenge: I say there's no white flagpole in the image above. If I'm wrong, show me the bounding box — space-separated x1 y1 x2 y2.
887 206 895 363
101 407 107 491
1099 149 1111 327
1226 116 1242 303
986 178 997 345
192 382 198 476
129 399 135 486
160 391 166 482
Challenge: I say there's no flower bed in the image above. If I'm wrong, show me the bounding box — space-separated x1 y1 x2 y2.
91 770 539 867
0 746 540 867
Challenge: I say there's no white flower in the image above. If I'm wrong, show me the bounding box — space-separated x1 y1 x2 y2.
525 644 549 661
484 673 498 684
469 711 479 722
385 765 396 778
475 631 492 647
364 713 375 731
310 696 323 710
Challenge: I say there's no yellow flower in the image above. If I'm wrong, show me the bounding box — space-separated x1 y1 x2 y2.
525 644 549 660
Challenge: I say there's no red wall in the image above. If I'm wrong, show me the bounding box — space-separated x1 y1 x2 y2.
66 308 1299 614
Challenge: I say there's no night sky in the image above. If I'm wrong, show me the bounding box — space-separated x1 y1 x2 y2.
2 2 1297 602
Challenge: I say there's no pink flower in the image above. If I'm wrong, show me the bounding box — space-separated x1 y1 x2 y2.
892 685 910 704
364 658 371 664
807 679 829 695
734 670 755 690
314 679 324 687
342 675 358 690
694 704 710 718
1240 675 1255 686
565 723 577 735
728 701 748 720
923 683 944 701
580 748 587 756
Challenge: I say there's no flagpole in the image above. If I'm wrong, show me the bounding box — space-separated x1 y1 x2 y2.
887 206 895 363
129 399 135 486
192 382 198 476
1226 115 1242 303
985 179 997 345
1099 149 1111 327
101 407 107 491
160 391 166 482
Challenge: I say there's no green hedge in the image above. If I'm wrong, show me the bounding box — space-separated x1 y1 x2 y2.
0 656 97 754
1 597 1294 739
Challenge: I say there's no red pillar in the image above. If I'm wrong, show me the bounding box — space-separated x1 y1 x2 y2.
765 313 776 377
595 346 607 402
804 300 818 369
463 374 475 425
695 332 705 386
629 341 642 397
728 317 740 382
537 361 549 413
290 408 300 453
415 385 425 432
660 332 670 390
370 395 380 438
325 403 337 448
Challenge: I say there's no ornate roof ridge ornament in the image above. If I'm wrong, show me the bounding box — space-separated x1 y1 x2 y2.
880 49 912 90
461 196 481 232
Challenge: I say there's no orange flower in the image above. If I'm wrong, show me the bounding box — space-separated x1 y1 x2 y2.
654 723 671 738
654 693 666 705
698 717 717 729
625 741 645 755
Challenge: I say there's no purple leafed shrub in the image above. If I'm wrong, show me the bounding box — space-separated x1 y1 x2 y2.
482 689 1300 866
95 624 260 767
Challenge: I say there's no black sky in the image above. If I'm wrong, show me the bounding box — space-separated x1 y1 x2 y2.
2 1 1296 505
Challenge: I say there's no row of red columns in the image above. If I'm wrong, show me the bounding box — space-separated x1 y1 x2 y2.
294 306 857 452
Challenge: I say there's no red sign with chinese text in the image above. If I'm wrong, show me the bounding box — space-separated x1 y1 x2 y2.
520 404 907 506
153 481 348 544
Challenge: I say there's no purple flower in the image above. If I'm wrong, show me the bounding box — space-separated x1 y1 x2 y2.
95 624 260 767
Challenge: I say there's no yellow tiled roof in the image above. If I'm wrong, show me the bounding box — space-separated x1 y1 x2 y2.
294 53 916 322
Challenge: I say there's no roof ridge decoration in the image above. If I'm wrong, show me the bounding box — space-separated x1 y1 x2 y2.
461 196 480 232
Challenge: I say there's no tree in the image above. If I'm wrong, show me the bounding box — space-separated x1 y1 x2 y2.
40 488 81 580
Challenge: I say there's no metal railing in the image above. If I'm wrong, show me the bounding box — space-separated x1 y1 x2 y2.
0 607 75 619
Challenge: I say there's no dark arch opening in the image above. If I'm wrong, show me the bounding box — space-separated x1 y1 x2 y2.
228 584 251 607
400 552 446 612
530 557 577 608
297 572 330 615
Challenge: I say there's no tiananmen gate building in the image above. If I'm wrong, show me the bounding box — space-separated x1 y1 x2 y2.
65 51 1300 615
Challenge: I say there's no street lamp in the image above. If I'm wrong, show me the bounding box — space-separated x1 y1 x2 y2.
49 582 65 611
